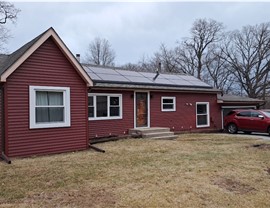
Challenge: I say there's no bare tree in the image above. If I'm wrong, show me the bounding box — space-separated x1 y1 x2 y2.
153 44 183 73
122 44 184 73
202 43 237 93
176 18 224 79
0 1 20 51
122 54 159 72
85 37 116 66
0 1 20 24
174 44 197 76
222 22 270 99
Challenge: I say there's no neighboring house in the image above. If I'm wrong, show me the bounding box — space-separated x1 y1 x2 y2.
0 27 264 160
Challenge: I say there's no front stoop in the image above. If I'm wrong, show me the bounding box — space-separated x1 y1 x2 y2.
129 127 178 140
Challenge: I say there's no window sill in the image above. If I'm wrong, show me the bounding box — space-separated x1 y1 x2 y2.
88 117 123 121
161 109 176 112
30 122 71 129
196 124 210 128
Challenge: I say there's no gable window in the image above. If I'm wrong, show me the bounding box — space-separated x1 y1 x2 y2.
88 94 122 120
196 102 210 128
29 86 71 129
161 97 176 112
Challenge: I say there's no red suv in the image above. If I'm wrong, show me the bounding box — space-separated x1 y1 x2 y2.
224 109 270 135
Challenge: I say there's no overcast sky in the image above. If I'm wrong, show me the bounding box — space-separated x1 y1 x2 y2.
4 1 270 66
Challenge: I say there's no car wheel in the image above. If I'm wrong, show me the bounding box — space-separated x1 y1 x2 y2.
268 127 270 136
227 123 238 134
244 131 251 134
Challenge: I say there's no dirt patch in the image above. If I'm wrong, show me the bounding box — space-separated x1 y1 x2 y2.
23 187 116 208
213 177 256 194
252 143 270 150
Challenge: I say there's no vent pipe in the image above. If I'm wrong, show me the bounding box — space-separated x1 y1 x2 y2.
153 62 161 81
76 54 80 62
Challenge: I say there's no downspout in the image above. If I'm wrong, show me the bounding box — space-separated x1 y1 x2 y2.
0 85 11 164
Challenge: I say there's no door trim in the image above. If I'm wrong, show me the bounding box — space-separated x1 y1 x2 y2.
134 91 150 128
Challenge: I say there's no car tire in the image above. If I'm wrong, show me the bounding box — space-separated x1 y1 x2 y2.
268 127 270 136
227 123 238 134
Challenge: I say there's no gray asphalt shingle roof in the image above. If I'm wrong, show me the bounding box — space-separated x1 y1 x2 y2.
217 94 264 103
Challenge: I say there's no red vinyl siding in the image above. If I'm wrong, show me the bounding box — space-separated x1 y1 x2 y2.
0 86 2 152
5 38 88 157
88 90 134 138
150 92 222 132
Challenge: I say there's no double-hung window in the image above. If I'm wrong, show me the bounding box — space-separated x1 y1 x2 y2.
88 94 122 120
161 97 176 112
29 86 71 129
196 102 210 128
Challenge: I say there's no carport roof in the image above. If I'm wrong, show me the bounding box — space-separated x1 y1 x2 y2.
217 94 265 105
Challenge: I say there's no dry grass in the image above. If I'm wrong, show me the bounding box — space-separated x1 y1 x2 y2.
0 133 270 208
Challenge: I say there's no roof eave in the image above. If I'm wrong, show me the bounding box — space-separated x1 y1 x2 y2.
92 82 221 93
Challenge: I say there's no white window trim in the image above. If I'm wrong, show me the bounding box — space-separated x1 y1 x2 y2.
88 93 122 121
161 96 176 112
29 86 71 129
196 102 210 128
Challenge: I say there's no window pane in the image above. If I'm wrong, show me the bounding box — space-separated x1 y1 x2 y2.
110 97 119 106
48 92 63 105
163 99 173 104
197 115 207 125
36 91 63 106
88 107 94 117
251 112 260 117
163 104 174 109
97 96 107 117
36 91 48 106
49 107 64 122
110 107 120 117
36 107 49 122
88 96 93 106
237 111 251 117
197 104 207 114
36 107 64 123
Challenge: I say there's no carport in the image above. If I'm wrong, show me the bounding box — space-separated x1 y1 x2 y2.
217 94 265 129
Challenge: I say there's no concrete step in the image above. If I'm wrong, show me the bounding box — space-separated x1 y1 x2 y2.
142 132 174 138
129 127 176 140
129 127 170 135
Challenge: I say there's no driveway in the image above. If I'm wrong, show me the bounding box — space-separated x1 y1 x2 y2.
223 131 270 141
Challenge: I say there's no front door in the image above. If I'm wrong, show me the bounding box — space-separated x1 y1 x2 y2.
135 92 148 128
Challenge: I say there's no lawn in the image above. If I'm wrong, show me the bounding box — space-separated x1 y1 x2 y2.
0 133 270 208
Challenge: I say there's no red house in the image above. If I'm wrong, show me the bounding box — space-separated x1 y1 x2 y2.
0 28 263 161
